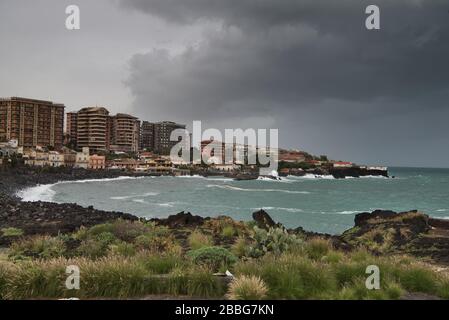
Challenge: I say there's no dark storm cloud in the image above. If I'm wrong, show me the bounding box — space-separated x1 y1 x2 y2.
119 0 449 166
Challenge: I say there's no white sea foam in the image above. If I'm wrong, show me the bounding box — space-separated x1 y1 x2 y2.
257 176 293 183
16 184 57 202
176 175 233 182
207 184 310 194
17 176 147 203
357 175 389 179
157 202 175 207
288 174 336 180
60 176 146 184
324 210 362 215
436 209 448 212
252 207 304 213
110 192 159 200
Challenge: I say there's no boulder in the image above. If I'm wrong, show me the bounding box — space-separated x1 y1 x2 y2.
252 209 277 230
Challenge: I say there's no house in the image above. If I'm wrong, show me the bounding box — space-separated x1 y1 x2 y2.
24 150 49 167
75 147 90 169
213 164 241 172
63 148 77 167
89 154 106 170
48 151 65 167
107 158 141 170
0 140 19 157
279 150 306 163
333 161 354 168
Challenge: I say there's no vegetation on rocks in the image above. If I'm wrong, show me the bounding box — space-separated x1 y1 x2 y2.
1 210 449 300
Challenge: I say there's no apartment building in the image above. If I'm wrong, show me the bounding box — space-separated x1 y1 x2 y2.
140 121 155 151
0 97 64 149
76 107 110 152
154 121 186 155
110 113 140 153
65 112 78 147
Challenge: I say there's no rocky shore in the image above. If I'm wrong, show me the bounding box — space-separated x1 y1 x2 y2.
0 166 151 198
1 166 449 266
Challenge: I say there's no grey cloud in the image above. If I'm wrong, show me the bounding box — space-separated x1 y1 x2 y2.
121 0 449 166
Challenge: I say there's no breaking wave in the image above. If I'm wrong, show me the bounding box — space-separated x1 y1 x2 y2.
252 206 304 213
207 184 310 194
17 176 147 203
111 192 159 200
16 184 57 202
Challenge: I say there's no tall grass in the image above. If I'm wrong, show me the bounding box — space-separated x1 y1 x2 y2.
0 253 226 299
188 230 214 250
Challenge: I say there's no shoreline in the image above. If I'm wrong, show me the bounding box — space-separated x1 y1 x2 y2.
3 166 449 266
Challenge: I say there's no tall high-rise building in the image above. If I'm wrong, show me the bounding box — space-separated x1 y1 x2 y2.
76 107 110 152
140 121 155 151
0 97 64 149
154 121 186 155
65 112 78 147
110 113 140 153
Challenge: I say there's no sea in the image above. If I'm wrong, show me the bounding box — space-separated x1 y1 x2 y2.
17 167 449 235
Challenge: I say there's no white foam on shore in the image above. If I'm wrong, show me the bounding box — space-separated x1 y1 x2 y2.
323 210 363 215
176 175 233 182
288 174 336 180
207 184 310 194
16 184 57 202
16 176 147 203
252 206 304 213
111 192 159 200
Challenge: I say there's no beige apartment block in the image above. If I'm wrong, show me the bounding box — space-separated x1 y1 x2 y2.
110 113 140 153
76 107 110 152
0 97 64 149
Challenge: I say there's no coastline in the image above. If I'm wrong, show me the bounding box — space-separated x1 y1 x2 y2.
2 166 449 266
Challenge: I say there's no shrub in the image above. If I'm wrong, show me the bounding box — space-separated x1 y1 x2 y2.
186 266 227 298
395 266 438 294
305 238 331 261
75 220 155 243
437 278 449 299
76 232 117 259
221 226 236 238
1 228 24 237
142 253 184 274
187 247 237 272
227 275 268 300
247 227 303 258
235 253 336 299
231 236 250 258
109 242 136 257
134 233 180 253
188 230 214 250
333 263 367 288
221 225 237 238
322 251 345 264
9 236 66 260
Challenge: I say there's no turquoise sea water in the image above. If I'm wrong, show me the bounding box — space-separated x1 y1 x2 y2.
19 167 449 235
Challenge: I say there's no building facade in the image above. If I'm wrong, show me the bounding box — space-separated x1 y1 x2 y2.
110 113 140 153
140 121 155 151
0 97 64 149
154 121 186 155
65 112 78 147
76 107 110 152
75 147 90 169
89 154 106 170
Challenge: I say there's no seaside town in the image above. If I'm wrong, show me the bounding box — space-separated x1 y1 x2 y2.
0 97 388 179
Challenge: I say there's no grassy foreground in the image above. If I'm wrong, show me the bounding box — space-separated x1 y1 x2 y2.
1 218 449 300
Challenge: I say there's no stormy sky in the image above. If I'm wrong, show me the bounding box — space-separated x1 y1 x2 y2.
0 0 448 167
